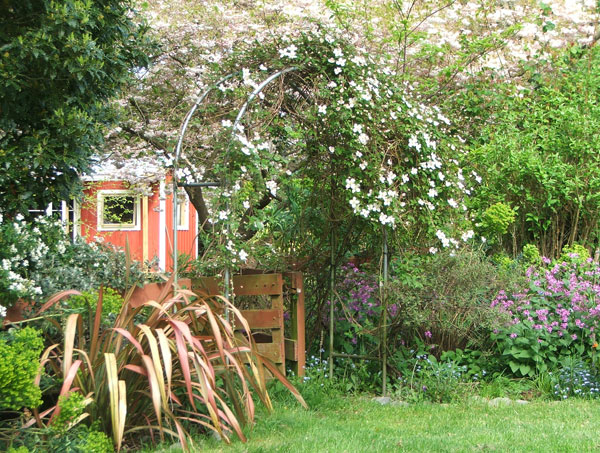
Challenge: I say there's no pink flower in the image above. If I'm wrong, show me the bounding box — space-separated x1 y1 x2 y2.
424 330 432 338
510 333 518 339
572 334 578 340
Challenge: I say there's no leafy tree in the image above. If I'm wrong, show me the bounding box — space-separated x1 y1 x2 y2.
470 46 600 257
0 0 152 215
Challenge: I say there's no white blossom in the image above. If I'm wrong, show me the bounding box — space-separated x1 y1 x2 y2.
266 180 278 196
279 44 298 59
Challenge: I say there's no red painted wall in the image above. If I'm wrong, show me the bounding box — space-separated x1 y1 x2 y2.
79 180 196 268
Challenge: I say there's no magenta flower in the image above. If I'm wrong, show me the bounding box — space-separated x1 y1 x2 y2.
424 330 432 338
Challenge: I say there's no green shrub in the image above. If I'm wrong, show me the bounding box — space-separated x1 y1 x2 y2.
76 430 114 453
7 447 29 453
559 243 590 264
522 244 541 266
69 288 124 325
0 327 43 410
478 202 516 240
387 247 522 354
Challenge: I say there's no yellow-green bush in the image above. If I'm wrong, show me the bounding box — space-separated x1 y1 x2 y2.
0 327 43 410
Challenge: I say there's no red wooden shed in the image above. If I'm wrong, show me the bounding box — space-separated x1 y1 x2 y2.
70 174 198 271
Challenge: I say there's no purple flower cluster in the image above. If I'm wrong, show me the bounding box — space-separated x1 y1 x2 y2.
491 258 600 345
338 262 380 322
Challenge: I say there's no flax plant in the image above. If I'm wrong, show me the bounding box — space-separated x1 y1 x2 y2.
33 280 305 451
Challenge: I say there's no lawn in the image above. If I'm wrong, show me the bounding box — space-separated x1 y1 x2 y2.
155 395 600 452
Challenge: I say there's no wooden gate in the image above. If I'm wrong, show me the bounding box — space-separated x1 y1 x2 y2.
191 272 305 376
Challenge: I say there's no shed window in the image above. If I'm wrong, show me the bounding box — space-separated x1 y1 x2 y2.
98 191 141 231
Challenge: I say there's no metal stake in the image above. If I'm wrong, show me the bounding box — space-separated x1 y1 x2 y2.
382 226 389 396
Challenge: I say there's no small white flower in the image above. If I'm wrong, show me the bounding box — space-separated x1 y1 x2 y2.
279 44 298 59
358 133 369 145
345 177 361 193
329 146 335 154
242 200 250 209
266 180 278 197
318 104 327 115
461 230 474 242
349 197 360 210
239 249 248 262
218 210 228 220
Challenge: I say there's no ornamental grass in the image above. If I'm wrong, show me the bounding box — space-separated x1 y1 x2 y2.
29 277 305 452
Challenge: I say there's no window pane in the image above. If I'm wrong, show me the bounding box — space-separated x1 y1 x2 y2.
177 200 187 227
103 195 135 225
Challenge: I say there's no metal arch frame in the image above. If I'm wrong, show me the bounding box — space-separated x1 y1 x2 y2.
172 67 297 301
171 66 389 395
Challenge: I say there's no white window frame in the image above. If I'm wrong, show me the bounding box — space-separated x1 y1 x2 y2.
97 190 141 231
176 194 189 231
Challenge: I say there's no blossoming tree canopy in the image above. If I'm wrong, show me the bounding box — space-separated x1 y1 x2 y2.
105 0 599 262
169 29 479 264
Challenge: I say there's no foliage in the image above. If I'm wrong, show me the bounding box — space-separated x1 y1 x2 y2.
0 0 153 215
34 285 305 451
0 326 44 411
559 243 590 265
69 288 124 326
477 202 516 242
2 391 114 453
491 258 600 377
387 247 521 354
0 215 68 307
178 26 478 273
392 350 471 403
470 46 600 258
550 357 600 400
522 244 541 266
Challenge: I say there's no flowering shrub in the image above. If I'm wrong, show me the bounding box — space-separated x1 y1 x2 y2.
176 27 480 270
0 213 148 315
491 257 600 377
0 214 69 308
330 262 381 356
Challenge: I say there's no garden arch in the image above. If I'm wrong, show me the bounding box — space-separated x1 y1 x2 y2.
171 68 389 393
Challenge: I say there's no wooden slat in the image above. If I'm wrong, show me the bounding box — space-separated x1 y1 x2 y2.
255 343 283 363
284 272 305 376
237 309 282 330
284 338 298 361
232 274 283 296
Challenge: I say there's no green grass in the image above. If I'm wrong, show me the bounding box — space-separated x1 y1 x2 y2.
154 394 600 452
